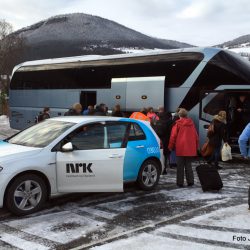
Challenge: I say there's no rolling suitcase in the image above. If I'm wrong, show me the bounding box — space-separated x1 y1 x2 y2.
196 163 223 192
248 187 250 210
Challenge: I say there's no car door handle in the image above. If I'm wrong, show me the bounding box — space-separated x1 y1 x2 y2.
109 154 123 158
136 145 145 148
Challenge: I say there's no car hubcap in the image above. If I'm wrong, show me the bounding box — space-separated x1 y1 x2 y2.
14 180 42 211
142 164 158 187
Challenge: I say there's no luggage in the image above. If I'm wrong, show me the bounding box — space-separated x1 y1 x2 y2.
248 187 250 210
196 163 223 192
169 150 177 165
201 140 214 157
221 143 232 161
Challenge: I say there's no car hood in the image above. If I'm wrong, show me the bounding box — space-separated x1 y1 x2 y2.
0 141 42 163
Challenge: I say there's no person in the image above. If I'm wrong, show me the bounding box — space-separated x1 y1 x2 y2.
207 111 229 169
35 107 50 123
83 105 95 115
151 106 172 174
129 108 150 121
235 95 250 134
94 103 107 116
64 103 82 116
238 122 250 160
147 107 159 122
169 108 181 168
112 104 124 117
168 108 199 188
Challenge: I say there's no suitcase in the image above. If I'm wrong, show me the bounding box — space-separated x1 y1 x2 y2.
248 187 250 210
196 164 223 192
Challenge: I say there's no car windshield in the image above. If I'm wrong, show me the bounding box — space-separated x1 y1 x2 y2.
7 120 75 148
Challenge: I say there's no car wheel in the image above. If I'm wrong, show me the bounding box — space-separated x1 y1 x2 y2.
137 160 160 191
5 174 47 216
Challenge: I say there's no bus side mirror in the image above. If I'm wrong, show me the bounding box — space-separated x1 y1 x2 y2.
61 142 73 152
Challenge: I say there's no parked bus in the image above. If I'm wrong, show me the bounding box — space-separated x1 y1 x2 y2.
9 47 250 146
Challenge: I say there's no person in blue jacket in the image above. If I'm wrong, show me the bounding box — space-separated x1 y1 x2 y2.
238 123 250 160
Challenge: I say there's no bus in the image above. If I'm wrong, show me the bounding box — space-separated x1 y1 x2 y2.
9 47 250 146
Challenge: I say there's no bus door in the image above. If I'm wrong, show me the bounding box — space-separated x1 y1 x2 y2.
80 91 97 111
199 90 225 145
199 89 250 149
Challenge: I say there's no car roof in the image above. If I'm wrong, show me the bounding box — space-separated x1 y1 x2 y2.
49 116 130 124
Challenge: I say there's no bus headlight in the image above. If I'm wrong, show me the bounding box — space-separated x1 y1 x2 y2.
0 167 3 172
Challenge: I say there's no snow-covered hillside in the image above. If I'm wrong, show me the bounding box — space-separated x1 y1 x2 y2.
218 35 250 60
11 13 193 62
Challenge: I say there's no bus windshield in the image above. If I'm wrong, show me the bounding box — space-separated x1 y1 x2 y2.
7 120 74 148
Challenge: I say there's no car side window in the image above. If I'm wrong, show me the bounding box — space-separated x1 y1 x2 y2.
69 123 106 150
106 123 128 148
128 123 146 141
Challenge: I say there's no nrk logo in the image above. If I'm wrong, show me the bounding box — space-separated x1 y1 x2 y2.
66 163 93 173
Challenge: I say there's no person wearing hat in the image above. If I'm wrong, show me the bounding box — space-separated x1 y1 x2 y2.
168 108 199 188
64 103 83 116
207 110 229 169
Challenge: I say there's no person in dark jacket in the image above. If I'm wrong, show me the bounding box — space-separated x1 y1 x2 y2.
208 111 229 169
36 107 50 123
168 108 199 187
151 106 172 173
94 103 107 116
235 95 250 133
64 103 82 116
112 104 124 117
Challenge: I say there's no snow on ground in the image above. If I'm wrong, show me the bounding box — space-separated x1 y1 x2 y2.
185 204 250 230
4 211 105 244
0 115 17 140
145 186 245 202
90 232 236 250
0 233 50 250
228 47 250 53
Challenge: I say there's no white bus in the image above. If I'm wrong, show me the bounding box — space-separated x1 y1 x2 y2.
9 47 250 146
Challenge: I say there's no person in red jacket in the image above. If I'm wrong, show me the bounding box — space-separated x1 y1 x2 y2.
168 108 199 187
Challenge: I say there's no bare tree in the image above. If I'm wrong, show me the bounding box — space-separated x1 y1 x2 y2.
0 20 26 115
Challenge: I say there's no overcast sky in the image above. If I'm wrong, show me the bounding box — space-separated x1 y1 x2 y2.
0 0 250 46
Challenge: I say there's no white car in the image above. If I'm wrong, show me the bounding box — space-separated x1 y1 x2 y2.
0 117 163 215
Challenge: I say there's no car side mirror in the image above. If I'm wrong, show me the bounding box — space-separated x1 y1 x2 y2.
61 142 73 152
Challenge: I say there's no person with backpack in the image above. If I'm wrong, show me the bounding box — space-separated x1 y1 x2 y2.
35 107 50 123
168 108 199 188
207 111 229 169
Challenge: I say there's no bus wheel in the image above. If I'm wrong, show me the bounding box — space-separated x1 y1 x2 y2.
5 174 47 216
137 160 160 191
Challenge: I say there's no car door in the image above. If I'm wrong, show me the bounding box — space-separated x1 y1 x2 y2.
56 122 128 192
123 122 149 181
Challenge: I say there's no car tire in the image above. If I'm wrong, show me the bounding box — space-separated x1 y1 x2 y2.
5 174 47 216
137 159 160 191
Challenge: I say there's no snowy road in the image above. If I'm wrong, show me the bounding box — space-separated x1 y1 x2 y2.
0 162 249 250
0 117 250 250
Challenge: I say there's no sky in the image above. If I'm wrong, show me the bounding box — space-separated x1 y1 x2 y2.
0 0 250 46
